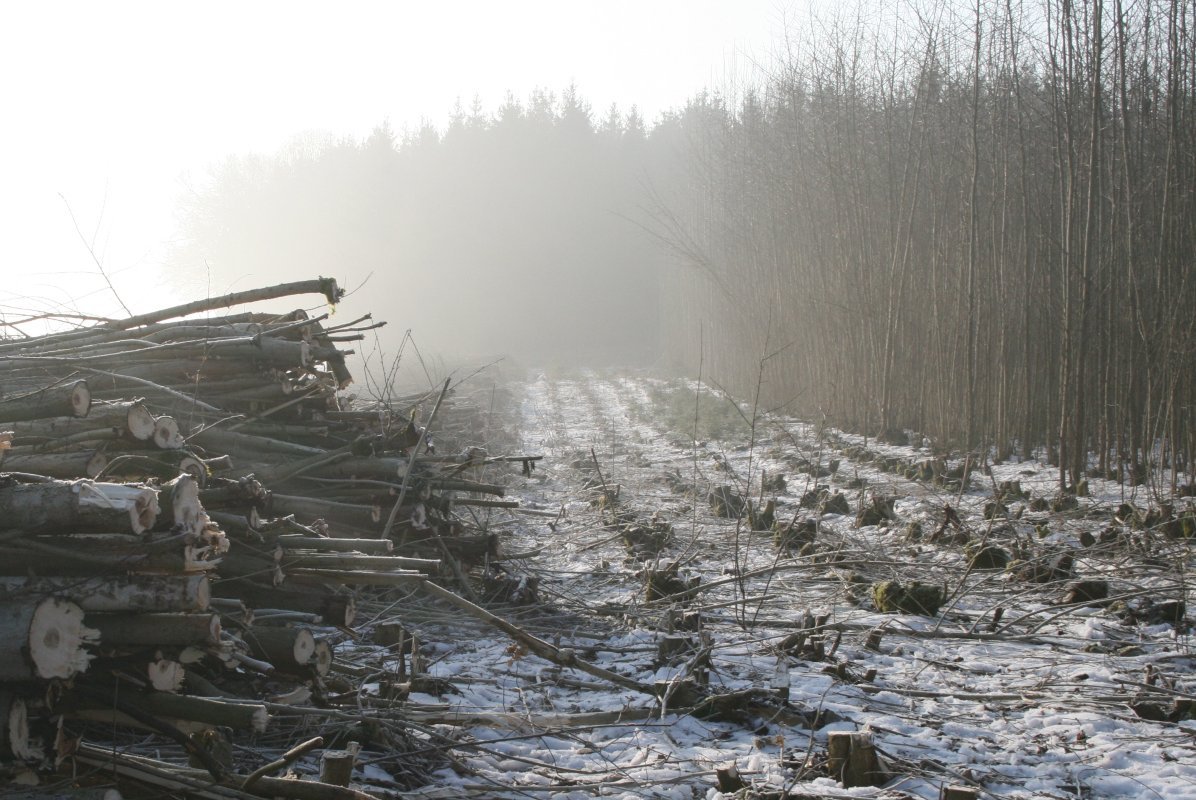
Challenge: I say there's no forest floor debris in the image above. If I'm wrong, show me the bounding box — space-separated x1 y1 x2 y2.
3 316 1196 798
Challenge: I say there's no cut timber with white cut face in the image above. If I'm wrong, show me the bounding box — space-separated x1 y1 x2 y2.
0 597 96 681
75 481 160 534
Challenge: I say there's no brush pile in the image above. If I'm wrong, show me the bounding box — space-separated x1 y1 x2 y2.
0 278 533 797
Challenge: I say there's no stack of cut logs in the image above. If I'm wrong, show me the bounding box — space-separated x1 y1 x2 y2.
0 278 534 795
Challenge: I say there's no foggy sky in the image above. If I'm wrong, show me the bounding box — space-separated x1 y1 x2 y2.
0 0 800 352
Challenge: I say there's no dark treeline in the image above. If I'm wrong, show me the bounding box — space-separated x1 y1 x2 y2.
172 0 1195 488
172 86 665 365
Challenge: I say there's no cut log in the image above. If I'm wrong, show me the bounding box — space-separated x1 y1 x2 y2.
0 691 43 763
312 456 409 482
286 568 425 588
0 576 210 613
213 549 284 586
827 730 886 788
82 280 339 336
190 427 325 460
153 416 185 450
280 553 439 573
243 626 316 671
0 478 159 535
68 686 269 734
424 478 505 496
0 380 90 422
1 450 107 479
101 451 205 482
210 580 355 627
0 543 217 577
0 597 96 680
277 536 393 554
268 494 380 530
148 658 186 692
4 399 155 442
86 612 221 647
0 791 121 800
156 473 204 536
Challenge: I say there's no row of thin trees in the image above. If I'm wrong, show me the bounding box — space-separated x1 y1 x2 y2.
651 0 1196 489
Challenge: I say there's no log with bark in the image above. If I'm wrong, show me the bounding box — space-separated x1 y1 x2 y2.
0 576 210 613
0 477 159 535
0 380 90 423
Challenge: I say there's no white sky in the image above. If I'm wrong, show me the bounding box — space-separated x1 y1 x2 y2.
0 0 807 320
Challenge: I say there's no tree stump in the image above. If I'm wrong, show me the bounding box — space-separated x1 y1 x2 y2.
320 742 360 786
827 730 885 787
940 786 979 800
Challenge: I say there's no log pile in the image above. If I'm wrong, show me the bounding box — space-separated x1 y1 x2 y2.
0 279 535 795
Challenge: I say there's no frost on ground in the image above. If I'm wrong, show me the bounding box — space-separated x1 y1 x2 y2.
394 368 1196 799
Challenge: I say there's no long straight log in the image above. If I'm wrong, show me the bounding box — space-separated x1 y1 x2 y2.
65 336 313 369
1 450 107 479
70 742 253 799
102 451 206 483
153 416 185 449
96 690 269 733
241 446 354 486
0 380 90 422
285 569 425 589
277 536 392 554
243 626 316 671
81 357 254 385
86 612 221 647
423 479 505 496
63 690 268 741
189 427 327 460
0 597 96 680
215 547 284 586
25 279 342 348
5 428 125 453
0 478 159 535
210 580 355 626
5 399 155 442
311 457 409 482
0 543 216 577
268 495 379 529
0 576 210 613
122 279 340 328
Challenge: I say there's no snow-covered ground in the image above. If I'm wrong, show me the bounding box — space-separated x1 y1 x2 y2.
395 368 1196 799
